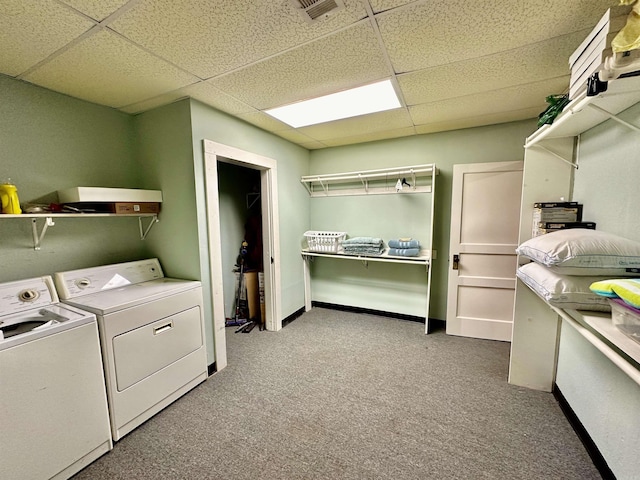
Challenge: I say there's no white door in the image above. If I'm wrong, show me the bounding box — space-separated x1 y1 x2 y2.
446 161 523 341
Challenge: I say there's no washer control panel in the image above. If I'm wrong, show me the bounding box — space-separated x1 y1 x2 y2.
54 258 164 299
0 276 58 315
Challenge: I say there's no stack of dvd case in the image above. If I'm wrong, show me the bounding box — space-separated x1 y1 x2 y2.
532 202 596 237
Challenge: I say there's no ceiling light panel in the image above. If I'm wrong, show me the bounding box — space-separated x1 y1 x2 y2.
0 0 94 76
265 79 401 127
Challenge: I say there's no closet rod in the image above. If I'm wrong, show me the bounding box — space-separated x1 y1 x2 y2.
301 164 435 183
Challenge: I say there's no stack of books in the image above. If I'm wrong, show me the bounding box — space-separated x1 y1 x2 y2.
532 201 596 237
568 6 630 100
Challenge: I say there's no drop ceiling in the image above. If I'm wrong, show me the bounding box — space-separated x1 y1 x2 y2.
0 0 619 149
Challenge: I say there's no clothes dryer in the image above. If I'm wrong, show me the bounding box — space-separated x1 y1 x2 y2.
0 275 112 480
54 258 208 441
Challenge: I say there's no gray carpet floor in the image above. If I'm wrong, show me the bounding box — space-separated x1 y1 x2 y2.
72 308 602 479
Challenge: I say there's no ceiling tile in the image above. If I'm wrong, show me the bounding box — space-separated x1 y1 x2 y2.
377 0 617 73
321 126 416 147
409 77 568 126
181 82 254 116
109 0 369 79
369 0 416 14
398 29 588 105
415 107 542 135
299 107 413 140
119 91 187 114
237 111 292 132
22 29 199 108
60 0 129 21
272 129 324 146
210 21 391 110
0 0 94 76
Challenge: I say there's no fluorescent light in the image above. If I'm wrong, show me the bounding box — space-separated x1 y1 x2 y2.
264 79 401 128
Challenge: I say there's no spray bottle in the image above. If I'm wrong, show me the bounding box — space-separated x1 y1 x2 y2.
0 179 22 214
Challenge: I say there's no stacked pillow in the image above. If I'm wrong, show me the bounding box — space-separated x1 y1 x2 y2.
515 229 640 311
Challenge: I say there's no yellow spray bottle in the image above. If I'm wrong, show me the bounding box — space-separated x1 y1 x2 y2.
0 179 22 214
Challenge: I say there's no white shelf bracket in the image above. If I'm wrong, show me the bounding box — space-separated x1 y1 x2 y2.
410 169 416 190
31 217 55 250
317 177 328 195
358 173 368 192
587 103 640 133
139 215 159 240
530 144 578 170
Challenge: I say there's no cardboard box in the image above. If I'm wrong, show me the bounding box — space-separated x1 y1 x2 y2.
113 202 161 214
258 272 265 326
243 271 260 321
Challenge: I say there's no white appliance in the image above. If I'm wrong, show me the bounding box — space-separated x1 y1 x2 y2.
0 276 112 480
54 258 208 441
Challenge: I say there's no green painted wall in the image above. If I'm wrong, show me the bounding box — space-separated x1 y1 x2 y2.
309 120 538 320
0 74 146 282
189 99 311 318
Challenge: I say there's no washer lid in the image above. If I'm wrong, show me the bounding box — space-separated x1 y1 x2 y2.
61 278 201 315
0 303 95 350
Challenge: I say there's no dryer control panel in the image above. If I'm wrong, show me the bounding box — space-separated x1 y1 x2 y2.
54 259 164 299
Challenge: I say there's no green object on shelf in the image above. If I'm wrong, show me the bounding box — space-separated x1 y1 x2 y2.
537 94 570 128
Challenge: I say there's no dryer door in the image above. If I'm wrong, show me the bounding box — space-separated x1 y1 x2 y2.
112 306 203 391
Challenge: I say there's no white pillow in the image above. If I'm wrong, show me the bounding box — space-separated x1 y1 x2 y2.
516 229 640 275
516 262 611 311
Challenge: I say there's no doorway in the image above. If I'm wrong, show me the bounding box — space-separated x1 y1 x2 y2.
203 140 282 371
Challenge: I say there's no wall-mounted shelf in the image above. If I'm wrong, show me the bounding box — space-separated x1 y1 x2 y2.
301 249 431 269
526 75 640 149
301 164 436 197
1 213 159 250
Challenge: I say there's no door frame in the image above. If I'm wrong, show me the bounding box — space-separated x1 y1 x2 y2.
203 140 282 370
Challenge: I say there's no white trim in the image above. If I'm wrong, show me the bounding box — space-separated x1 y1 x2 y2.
203 140 283 370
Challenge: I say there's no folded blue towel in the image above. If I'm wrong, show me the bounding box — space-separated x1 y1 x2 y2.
388 248 420 257
388 239 420 249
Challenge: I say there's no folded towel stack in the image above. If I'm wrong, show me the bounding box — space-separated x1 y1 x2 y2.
342 236 384 255
387 239 420 256
388 248 420 257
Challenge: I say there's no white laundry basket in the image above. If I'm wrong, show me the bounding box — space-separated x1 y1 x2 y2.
304 231 347 253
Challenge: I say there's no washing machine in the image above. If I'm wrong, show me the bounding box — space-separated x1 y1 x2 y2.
54 258 208 441
0 275 112 480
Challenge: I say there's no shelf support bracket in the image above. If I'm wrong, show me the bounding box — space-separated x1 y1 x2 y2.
358 174 368 192
530 144 578 170
586 103 640 133
32 217 55 250
139 215 159 240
